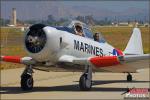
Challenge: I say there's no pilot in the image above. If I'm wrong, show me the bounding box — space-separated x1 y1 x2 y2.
75 24 84 37
94 33 100 42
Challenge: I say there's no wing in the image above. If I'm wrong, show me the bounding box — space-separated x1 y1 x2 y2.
58 54 150 73
1 56 36 65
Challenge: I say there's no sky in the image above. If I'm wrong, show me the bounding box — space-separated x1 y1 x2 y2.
1 0 149 21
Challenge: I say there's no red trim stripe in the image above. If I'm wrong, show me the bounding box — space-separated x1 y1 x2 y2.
90 56 120 68
1 56 21 63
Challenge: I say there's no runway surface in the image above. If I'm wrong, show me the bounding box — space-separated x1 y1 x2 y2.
0 67 150 99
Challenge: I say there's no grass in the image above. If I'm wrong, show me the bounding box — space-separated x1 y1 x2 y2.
0 27 27 69
0 26 149 69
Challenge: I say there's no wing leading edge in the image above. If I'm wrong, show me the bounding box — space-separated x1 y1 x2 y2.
59 54 149 72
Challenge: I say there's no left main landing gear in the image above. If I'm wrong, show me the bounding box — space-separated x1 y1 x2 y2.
127 73 132 82
21 65 34 91
79 65 92 91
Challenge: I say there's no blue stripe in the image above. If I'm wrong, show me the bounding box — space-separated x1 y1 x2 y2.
54 26 75 34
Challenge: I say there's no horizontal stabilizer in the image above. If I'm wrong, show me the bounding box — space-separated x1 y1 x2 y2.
122 54 150 62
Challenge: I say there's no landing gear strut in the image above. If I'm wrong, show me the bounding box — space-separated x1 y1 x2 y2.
127 73 132 82
79 65 92 91
21 65 34 91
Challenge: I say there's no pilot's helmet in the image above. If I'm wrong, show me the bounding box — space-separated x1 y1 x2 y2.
75 23 82 32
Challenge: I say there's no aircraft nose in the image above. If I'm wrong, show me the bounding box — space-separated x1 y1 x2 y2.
25 24 47 53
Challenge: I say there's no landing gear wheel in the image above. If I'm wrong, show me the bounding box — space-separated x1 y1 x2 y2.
127 74 132 82
21 74 33 91
79 74 92 91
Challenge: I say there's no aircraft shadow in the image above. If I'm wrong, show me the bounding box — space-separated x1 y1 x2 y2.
0 80 149 94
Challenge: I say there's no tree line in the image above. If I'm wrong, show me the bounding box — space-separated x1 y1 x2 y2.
0 15 147 26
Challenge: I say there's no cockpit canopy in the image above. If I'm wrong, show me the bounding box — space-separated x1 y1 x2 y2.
69 21 106 43
68 20 93 39
55 20 106 43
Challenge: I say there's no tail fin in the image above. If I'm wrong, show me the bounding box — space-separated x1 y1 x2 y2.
124 28 143 55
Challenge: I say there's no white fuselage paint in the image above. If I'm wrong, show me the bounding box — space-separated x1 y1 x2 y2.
24 26 115 63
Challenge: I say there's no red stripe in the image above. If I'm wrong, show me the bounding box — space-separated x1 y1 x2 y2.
90 56 120 68
2 56 21 63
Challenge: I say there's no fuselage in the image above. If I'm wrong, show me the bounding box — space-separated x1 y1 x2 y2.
24 25 123 65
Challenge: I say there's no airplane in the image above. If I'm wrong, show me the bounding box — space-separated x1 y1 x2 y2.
1 20 149 91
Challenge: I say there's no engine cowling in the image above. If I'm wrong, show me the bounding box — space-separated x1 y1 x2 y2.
24 24 63 62
25 24 47 53
24 24 51 62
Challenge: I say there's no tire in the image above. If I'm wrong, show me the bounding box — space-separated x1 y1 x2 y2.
21 74 33 91
127 74 132 82
79 74 92 91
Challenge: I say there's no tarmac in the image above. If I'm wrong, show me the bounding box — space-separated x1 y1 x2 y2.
0 66 150 99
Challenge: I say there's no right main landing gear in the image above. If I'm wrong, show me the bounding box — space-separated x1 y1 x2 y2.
21 65 34 91
79 65 92 91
